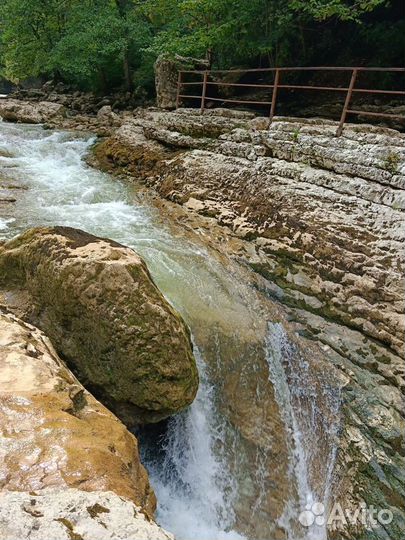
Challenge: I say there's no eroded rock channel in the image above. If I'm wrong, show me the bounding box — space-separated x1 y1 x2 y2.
0 108 404 540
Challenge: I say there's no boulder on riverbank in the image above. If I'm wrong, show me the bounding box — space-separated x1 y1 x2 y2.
154 54 209 109
0 311 155 514
0 99 66 123
0 226 198 425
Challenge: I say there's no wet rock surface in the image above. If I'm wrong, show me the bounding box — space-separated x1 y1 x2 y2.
0 226 198 425
0 311 155 514
0 488 173 540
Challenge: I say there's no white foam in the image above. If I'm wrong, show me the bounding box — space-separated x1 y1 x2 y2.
146 349 246 540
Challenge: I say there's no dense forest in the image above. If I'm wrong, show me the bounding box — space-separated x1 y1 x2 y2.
0 0 403 95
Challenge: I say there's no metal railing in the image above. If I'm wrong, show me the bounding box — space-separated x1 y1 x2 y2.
176 67 405 136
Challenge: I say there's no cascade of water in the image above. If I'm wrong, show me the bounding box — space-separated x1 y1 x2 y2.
139 347 246 540
265 322 341 540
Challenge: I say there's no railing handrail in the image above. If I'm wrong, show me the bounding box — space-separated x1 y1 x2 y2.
175 66 405 136
180 66 405 74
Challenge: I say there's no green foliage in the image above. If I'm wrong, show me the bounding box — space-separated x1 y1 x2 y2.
291 128 301 143
289 0 390 21
142 0 400 69
0 0 401 93
0 0 68 81
144 0 296 66
0 0 153 90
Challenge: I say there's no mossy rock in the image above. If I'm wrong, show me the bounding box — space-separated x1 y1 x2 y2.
0 226 198 425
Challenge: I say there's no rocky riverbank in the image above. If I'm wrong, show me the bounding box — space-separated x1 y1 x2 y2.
0 226 198 539
94 108 405 353
0 99 404 539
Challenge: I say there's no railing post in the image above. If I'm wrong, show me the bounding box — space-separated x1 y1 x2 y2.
175 71 182 109
201 71 208 114
269 68 280 122
337 68 358 136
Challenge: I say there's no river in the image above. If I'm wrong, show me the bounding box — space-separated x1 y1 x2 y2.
0 123 340 540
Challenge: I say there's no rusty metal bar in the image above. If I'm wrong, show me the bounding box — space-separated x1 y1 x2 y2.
279 85 405 95
353 88 405 96
269 69 280 121
279 84 345 92
197 82 405 95
346 110 405 119
207 82 275 89
180 66 405 74
175 71 182 109
337 68 358 137
195 96 273 105
201 71 208 113
178 94 205 100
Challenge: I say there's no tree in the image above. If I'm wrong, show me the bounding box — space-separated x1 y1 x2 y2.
289 0 390 21
144 0 393 68
0 0 152 90
0 0 71 82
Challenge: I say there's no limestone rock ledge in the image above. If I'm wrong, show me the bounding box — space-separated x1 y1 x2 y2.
94 109 405 356
0 311 155 514
0 226 198 425
0 489 173 540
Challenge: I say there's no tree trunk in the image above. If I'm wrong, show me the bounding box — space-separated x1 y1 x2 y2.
123 49 132 92
115 0 132 91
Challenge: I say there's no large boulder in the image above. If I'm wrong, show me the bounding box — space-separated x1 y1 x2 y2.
0 489 173 540
0 226 198 425
0 98 66 123
0 311 155 514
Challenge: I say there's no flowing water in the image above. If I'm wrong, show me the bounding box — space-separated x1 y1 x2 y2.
0 123 340 540
265 323 341 540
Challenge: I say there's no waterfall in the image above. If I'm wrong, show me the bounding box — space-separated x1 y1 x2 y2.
265 322 341 540
139 347 246 540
